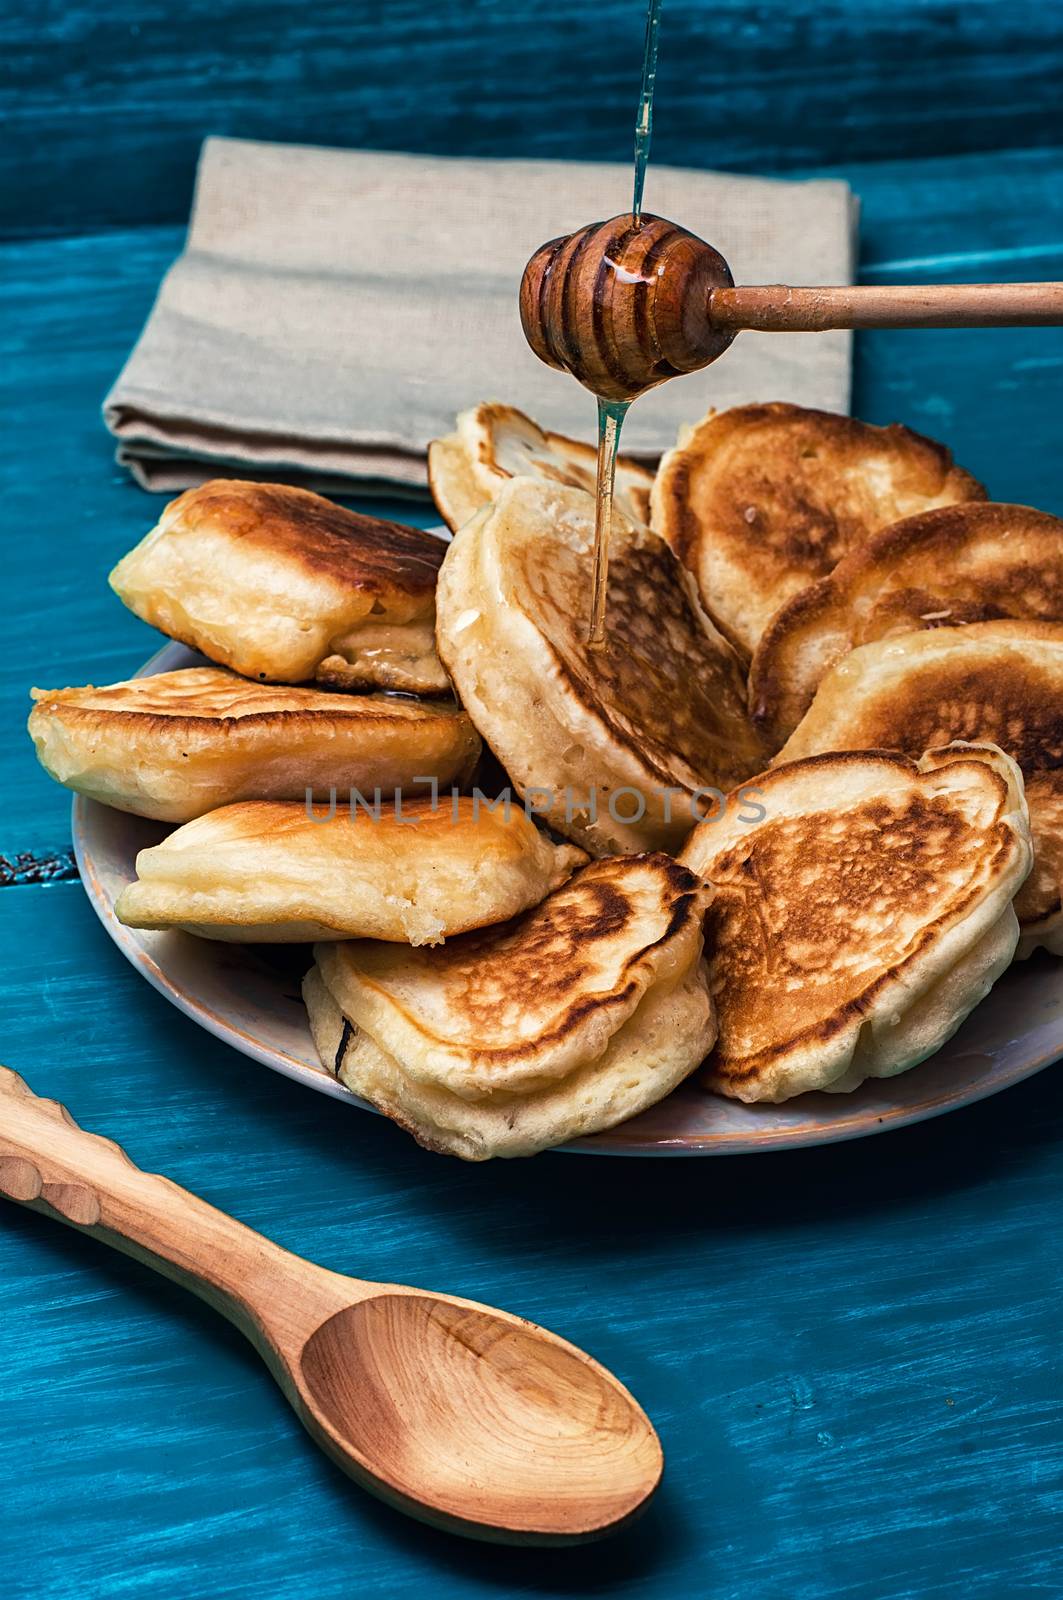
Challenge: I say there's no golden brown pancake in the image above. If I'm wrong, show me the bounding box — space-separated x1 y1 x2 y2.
427 435 485 534
116 796 585 944
651 403 985 656
775 621 1063 954
681 745 1031 1101
305 854 715 1159
28 667 480 823
435 478 768 856
751 502 1063 744
109 480 451 692
428 403 654 532
1018 771 1063 951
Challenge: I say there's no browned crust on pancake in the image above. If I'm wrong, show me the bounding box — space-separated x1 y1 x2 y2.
35 702 467 736
536 430 653 524
1015 769 1063 929
355 854 707 1066
665 403 984 568
773 624 1063 947
838 665 1061 773
779 620 1063 777
751 502 1063 744
695 750 1020 1084
653 403 986 655
29 670 483 820
30 675 468 735
163 480 444 602
513 527 768 792
429 406 654 531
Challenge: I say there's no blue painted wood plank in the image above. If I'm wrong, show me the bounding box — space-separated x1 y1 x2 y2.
4 1 1063 237
3 141 1063 1594
1 881 1063 1597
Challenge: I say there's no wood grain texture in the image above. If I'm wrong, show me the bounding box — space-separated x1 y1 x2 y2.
4 1 1063 237
0 1064 661 1544
710 280 1063 331
523 216 1063 401
520 214 736 399
2 882 1063 1595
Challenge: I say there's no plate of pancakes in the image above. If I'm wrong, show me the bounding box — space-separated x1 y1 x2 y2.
32 400 1063 1158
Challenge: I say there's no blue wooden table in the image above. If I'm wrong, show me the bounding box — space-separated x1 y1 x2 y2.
3 5 1063 1597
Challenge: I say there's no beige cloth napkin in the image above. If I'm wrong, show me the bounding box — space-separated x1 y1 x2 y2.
104 136 858 495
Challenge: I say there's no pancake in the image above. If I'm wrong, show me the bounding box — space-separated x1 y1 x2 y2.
28 667 480 823
427 435 485 534
1018 771 1063 955
680 745 1031 1102
750 502 1063 744
116 796 586 944
651 403 986 657
306 854 715 1159
109 480 450 693
775 621 1063 954
428 403 654 532
435 478 769 856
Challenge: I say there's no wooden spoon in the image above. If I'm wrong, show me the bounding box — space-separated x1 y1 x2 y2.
0 1065 661 1544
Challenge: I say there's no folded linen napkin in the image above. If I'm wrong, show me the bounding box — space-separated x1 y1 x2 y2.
104 136 858 494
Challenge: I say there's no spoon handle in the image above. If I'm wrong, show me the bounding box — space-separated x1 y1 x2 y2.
0 1064 347 1349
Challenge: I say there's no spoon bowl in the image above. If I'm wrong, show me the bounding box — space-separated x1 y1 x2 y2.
297 1292 662 1542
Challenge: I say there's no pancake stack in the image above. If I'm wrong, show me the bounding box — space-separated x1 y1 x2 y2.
775 622 1063 956
27 397 1063 1153
749 502 1063 743
305 855 715 1159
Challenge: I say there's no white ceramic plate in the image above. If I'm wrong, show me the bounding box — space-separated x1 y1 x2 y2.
72 639 1063 1155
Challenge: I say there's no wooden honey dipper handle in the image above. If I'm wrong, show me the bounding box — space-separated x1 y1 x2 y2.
520 214 1063 400
708 281 1063 332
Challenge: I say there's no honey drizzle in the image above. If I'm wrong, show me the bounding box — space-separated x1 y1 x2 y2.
632 0 663 223
587 397 630 648
587 0 662 647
